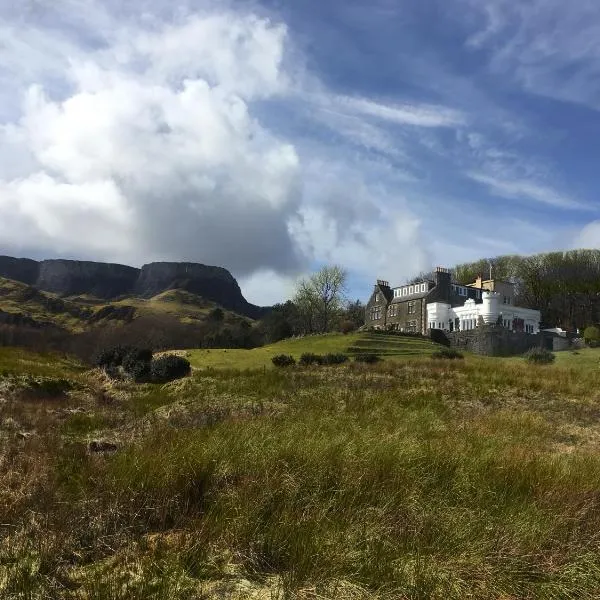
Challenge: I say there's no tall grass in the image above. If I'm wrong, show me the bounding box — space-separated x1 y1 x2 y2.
4 355 600 597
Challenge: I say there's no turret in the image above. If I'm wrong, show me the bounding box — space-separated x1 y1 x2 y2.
481 290 499 324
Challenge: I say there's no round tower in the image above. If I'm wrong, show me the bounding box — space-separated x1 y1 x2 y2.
480 290 499 325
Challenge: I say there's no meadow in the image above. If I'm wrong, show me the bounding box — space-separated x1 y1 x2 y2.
2 338 600 598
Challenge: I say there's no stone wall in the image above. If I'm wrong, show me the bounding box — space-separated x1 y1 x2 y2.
443 326 543 356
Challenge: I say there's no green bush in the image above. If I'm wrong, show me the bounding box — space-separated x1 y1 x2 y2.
95 345 151 370
322 353 349 365
271 354 296 368
524 347 555 365
431 347 464 360
122 348 153 382
353 353 381 364
24 376 72 398
150 355 191 383
584 326 600 347
299 353 324 366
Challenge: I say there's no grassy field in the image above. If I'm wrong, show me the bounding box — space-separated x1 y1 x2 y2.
3 340 600 598
187 331 440 370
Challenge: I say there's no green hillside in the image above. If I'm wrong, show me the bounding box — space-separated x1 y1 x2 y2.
0 276 252 340
186 331 440 369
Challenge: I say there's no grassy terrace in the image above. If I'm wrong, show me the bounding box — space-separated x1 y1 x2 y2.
3 339 600 598
187 331 440 370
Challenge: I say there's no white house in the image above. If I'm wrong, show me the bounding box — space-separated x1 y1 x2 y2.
427 290 541 334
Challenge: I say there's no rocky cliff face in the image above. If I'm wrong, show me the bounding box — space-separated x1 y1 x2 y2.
36 260 139 298
0 256 40 285
0 256 265 319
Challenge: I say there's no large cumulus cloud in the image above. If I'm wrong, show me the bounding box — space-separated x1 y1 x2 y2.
0 3 440 304
0 12 302 274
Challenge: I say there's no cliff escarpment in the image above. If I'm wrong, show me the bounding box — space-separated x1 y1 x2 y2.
0 256 265 319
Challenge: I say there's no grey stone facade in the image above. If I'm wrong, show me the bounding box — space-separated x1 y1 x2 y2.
365 268 482 334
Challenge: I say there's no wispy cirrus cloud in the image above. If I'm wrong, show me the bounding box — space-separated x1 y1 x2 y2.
462 0 600 108
468 173 586 210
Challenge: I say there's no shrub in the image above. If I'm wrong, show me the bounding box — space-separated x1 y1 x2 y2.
24 376 72 398
524 347 555 365
430 328 451 347
271 354 296 368
150 355 192 383
339 320 357 335
95 345 151 369
353 353 381 364
322 353 349 365
431 347 464 360
122 348 153 382
209 308 225 322
584 326 600 347
299 353 324 366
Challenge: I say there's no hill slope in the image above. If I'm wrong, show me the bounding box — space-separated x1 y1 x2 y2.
0 275 258 356
0 255 266 319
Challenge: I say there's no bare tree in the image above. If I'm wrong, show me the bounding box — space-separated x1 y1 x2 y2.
294 266 348 333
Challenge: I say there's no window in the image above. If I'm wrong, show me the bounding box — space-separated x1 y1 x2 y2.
409 285 414 294
408 301 416 314
375 293 380 302
406 320 418 333
388 304 397 318
402 288 407 296
371 307 381 321
421 283 427 292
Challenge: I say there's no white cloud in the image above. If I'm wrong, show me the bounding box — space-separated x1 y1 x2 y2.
574 221 600 249
0 11 304 277
462 0 600 108
335 96 465 128
0 3 442 303
467 172 585 209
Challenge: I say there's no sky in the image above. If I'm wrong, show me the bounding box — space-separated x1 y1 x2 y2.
0 0 599 305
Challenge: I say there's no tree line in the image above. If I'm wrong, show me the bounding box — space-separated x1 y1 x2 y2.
453 249 600 330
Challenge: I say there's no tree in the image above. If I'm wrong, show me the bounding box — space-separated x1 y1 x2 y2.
294 266 348 334
344 299 366 329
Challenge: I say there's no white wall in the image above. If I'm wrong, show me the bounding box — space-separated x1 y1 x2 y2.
427 293 541 334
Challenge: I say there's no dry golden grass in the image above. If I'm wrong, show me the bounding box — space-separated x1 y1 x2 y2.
2 346 600 598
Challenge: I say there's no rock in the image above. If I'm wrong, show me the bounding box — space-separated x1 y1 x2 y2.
17 431 36 440
0 256 40 285
88 440 118 453
36 259 138 299
135 262 266 318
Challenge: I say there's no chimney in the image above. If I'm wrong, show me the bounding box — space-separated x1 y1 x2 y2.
433 266 452 302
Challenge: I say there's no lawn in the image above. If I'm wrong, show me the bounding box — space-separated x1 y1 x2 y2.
187 331 441 370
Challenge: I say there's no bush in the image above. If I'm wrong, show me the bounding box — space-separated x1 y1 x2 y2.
209 308 225 322
322 353 349 365
431 347 464 360
353 353 381 364
339 320 357 335
150 355 192 383
271 354 296 368
584 326 600 347
94 345 151 369
524 347 555 365
299 353 324 366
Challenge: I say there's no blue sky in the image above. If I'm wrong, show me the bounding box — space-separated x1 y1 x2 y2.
0 0 599 304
